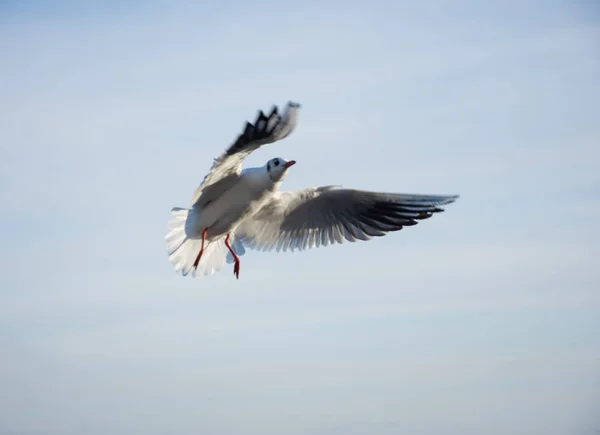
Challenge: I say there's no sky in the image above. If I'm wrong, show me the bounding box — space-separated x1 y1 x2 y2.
0 0 599 434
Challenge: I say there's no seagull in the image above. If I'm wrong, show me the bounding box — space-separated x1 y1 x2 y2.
166 101 459 279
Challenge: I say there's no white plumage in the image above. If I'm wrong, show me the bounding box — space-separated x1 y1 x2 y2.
166 101 459 279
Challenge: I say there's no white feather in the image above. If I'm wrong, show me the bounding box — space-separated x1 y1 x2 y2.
166 207 245 278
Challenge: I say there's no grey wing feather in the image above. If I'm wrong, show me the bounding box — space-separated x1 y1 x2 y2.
235 187 459 252
190 101 301 207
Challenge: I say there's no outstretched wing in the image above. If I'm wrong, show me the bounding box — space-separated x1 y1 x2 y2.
235 186 459 252
190 101 301 207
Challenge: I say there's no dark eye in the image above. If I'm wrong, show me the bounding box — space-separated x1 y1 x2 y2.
273 159 279 166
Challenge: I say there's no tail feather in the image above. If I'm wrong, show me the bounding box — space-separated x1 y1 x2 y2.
166 207 245 278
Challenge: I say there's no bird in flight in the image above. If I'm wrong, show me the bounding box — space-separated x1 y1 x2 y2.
166 101 459 279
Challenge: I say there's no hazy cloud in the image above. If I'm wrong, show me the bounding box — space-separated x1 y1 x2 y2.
1 1 599 434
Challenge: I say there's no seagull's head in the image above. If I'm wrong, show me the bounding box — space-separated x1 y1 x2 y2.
266 157 296 182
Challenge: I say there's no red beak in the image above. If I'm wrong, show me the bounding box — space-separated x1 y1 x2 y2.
284 160 296 168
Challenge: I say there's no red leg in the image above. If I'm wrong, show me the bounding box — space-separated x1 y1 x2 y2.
224 233 240 279
193 228 208 270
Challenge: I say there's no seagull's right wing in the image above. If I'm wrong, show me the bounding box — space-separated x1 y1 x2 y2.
190 101 301 207
235 186 459 252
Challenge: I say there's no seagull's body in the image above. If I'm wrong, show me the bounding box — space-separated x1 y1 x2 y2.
166 101 459 279
191 167 274 242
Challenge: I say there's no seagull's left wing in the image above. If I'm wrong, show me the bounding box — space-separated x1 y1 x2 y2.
235 186 459 252
190 101 301 207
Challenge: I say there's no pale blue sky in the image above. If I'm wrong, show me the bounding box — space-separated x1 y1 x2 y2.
1 1 599 434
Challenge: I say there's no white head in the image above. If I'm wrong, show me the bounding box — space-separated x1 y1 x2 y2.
265 157 296 182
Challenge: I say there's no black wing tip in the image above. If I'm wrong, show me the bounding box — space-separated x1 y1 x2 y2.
254 100 300 122
405 194 460 207
267 101 300 116
356 196 459 235
225 100 301 156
